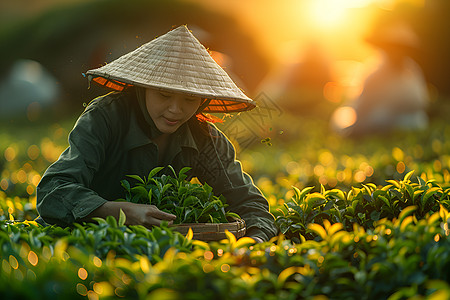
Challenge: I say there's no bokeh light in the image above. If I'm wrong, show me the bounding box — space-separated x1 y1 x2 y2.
331 106 357 130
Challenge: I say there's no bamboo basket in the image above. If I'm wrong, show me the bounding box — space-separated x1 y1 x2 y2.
170 217 246 241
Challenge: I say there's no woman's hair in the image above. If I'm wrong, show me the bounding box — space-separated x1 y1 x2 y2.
188 114 211 137
191 98 225 137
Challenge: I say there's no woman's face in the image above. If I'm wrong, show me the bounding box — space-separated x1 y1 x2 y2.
145 88 202 134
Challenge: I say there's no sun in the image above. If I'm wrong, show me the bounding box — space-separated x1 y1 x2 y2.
308 1 347 27
305 0 374 29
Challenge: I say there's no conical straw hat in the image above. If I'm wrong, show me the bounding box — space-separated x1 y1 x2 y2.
86 25 255 113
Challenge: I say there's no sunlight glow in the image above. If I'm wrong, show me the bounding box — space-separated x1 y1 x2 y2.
306 0 373 28
308 1 347 27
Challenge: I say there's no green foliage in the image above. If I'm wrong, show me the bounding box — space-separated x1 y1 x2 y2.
120 166 237 224
1 206 450 299
275 171 450 242
1 218 192 264
0 193 38 221
0 217 194 299
0 168 450 298
2 111 450 298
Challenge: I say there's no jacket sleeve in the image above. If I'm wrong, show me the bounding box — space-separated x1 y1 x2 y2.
194 125 278 241
36 103 111 226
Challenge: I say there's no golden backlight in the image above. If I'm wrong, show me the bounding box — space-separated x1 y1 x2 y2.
187 0 427 116
305 0 373 29
187 0 426 61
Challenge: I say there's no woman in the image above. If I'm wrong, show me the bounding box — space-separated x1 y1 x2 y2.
36 25 277 242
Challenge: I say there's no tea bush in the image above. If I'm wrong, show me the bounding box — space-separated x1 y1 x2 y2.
0 205 449 299
120 166 240 224
2 117 450 298
275 170 450 242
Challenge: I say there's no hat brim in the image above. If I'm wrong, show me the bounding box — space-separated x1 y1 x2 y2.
88 74 256 113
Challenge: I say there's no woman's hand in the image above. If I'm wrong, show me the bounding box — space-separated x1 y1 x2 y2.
123 203 177 228
84 201 176 229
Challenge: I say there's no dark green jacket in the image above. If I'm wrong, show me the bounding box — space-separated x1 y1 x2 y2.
36 89 278 241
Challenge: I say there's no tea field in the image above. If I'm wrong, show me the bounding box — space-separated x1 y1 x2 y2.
1 114 450 299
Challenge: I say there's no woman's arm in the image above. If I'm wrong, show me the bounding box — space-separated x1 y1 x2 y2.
194 125 279 242
37 96 175 227
37 103 112 226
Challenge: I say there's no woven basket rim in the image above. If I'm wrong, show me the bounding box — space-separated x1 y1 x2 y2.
170 218 246 240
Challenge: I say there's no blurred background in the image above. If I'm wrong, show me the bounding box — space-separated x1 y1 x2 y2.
1 0 449 124
1 0 450 206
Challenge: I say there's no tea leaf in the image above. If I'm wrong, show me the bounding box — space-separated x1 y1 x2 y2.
386 180 400 189
161 184 173 195
417 176 426 185
320 184 326 195
382 184 393 191
421 187 440 207
308 223 327 240
120 180 131 192
277 266 301 286
378 195 391 208
106 215 118 228
118 209 126 227
148 189 153 205
439 204 449 222
361 184 371 196
92 217 107 225
225 230 237 245
191 240 210 250
167 165 177 178
405 184 414 201
126 175 145 184
398 206 417 224
148 166 164 179
185 228 193 241
178 167 191 181
299 186 314 202
399 216 414 231
226 212 241 220
413 190 424 202
183 196 199 207
403 170 415 183
327 222 344 236
427 212 440 226
131 186 148 200
234 237 256 249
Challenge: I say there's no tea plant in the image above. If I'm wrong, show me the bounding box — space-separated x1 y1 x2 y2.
0 216 195 299
2 206 449 299
1 214 192 264
275 170 450 242
120 166 240 224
